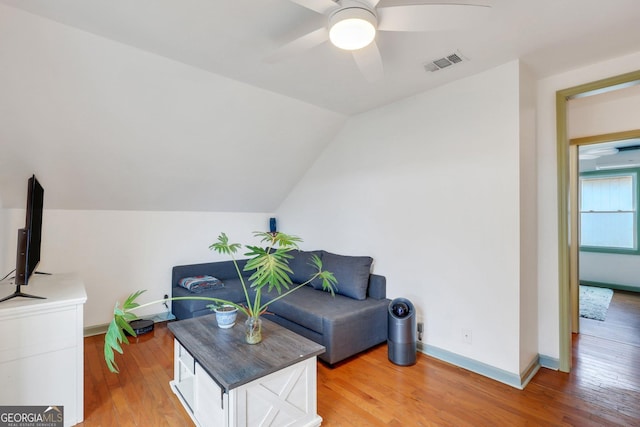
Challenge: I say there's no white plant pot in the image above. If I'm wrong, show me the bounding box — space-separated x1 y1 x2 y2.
214 305 238 329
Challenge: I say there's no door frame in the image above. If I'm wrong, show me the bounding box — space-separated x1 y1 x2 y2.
556 70 640 372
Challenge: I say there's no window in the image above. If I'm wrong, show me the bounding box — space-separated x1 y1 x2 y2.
580 170 638 253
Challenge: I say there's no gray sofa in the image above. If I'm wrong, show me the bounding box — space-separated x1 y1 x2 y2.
171 250 390 365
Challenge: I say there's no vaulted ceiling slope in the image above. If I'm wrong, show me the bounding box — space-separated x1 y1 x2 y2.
1 1 640 212
0 3 347 211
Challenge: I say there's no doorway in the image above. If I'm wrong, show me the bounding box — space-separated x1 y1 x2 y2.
572 134 640 346
556 70 640 372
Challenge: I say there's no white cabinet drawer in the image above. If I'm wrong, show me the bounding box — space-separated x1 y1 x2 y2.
0 306 78 363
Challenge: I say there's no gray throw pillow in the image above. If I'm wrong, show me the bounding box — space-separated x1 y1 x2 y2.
321 251 373 300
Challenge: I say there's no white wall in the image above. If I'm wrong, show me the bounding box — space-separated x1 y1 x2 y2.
536 50 640 360
278 61 530 375
569 85 640 290
580 252 640 288
1 209 271 327
519 64 539 373
568 84 640 138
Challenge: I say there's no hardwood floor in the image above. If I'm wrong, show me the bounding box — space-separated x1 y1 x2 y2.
81 324 193 426
580 289 640 347
317 337 640 426
81 309 640 426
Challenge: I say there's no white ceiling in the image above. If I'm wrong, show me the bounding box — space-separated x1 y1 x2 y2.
2 0 640 212
3 0 640 115
580 138 640 172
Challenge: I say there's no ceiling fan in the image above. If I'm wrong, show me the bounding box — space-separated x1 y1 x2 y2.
265 0 492 82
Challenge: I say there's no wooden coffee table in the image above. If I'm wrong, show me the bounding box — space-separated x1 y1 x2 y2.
168 313 325 427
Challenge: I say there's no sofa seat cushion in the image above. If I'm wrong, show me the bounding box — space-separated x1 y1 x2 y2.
261 285 383 335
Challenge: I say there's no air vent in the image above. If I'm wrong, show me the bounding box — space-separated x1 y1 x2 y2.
447 53 463 64
433 58 452 69
424 51 468 73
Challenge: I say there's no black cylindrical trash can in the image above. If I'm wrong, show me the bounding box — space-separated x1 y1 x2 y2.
387 298 416 366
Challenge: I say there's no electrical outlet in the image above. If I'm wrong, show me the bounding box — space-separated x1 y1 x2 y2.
462 328 472 344
417 322 424 341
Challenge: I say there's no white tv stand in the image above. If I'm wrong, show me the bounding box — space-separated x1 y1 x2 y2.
0 273 86 427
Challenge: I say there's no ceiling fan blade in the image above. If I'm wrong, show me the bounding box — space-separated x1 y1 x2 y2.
264 27 329 63
377 3 491 32
352 42 384 82
288 0 339 15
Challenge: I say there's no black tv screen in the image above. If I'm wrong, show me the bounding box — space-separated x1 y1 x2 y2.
15 175 44 286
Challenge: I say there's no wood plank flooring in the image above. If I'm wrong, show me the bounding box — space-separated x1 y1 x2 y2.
81 322 192 426
580 289 640 347
80 296 640 426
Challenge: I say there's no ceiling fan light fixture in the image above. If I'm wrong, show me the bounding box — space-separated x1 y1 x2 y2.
329 7 377 51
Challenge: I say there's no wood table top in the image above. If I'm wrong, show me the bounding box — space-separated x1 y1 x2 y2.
168 313 325 392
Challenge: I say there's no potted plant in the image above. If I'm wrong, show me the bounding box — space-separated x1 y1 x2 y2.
104 231 336 373
212 303 238 329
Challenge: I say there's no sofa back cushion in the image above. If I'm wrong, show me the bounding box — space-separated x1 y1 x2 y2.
321 251 373 300
288 250 323 288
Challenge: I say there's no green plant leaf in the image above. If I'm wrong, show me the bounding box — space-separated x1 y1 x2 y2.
104 292 254 373
209 232 242 255
104 291 146 373
244 246 293 292
318 271 337 296
309 254 337 295
123 290 145 311
104 321 121 373
254 231 302 249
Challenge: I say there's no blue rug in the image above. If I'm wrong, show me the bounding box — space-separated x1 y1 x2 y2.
579 285 614 321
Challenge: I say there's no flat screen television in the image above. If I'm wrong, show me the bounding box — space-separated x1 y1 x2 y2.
0 175 46 303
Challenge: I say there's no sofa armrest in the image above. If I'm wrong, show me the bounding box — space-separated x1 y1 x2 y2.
368 274 386 300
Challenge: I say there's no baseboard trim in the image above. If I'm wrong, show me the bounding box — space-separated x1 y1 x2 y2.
580 280 640 293
83 311 175 337
84 323 109 337
416 342 556 390
417 342 528 389
519 355 541 389
538 354 560 370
